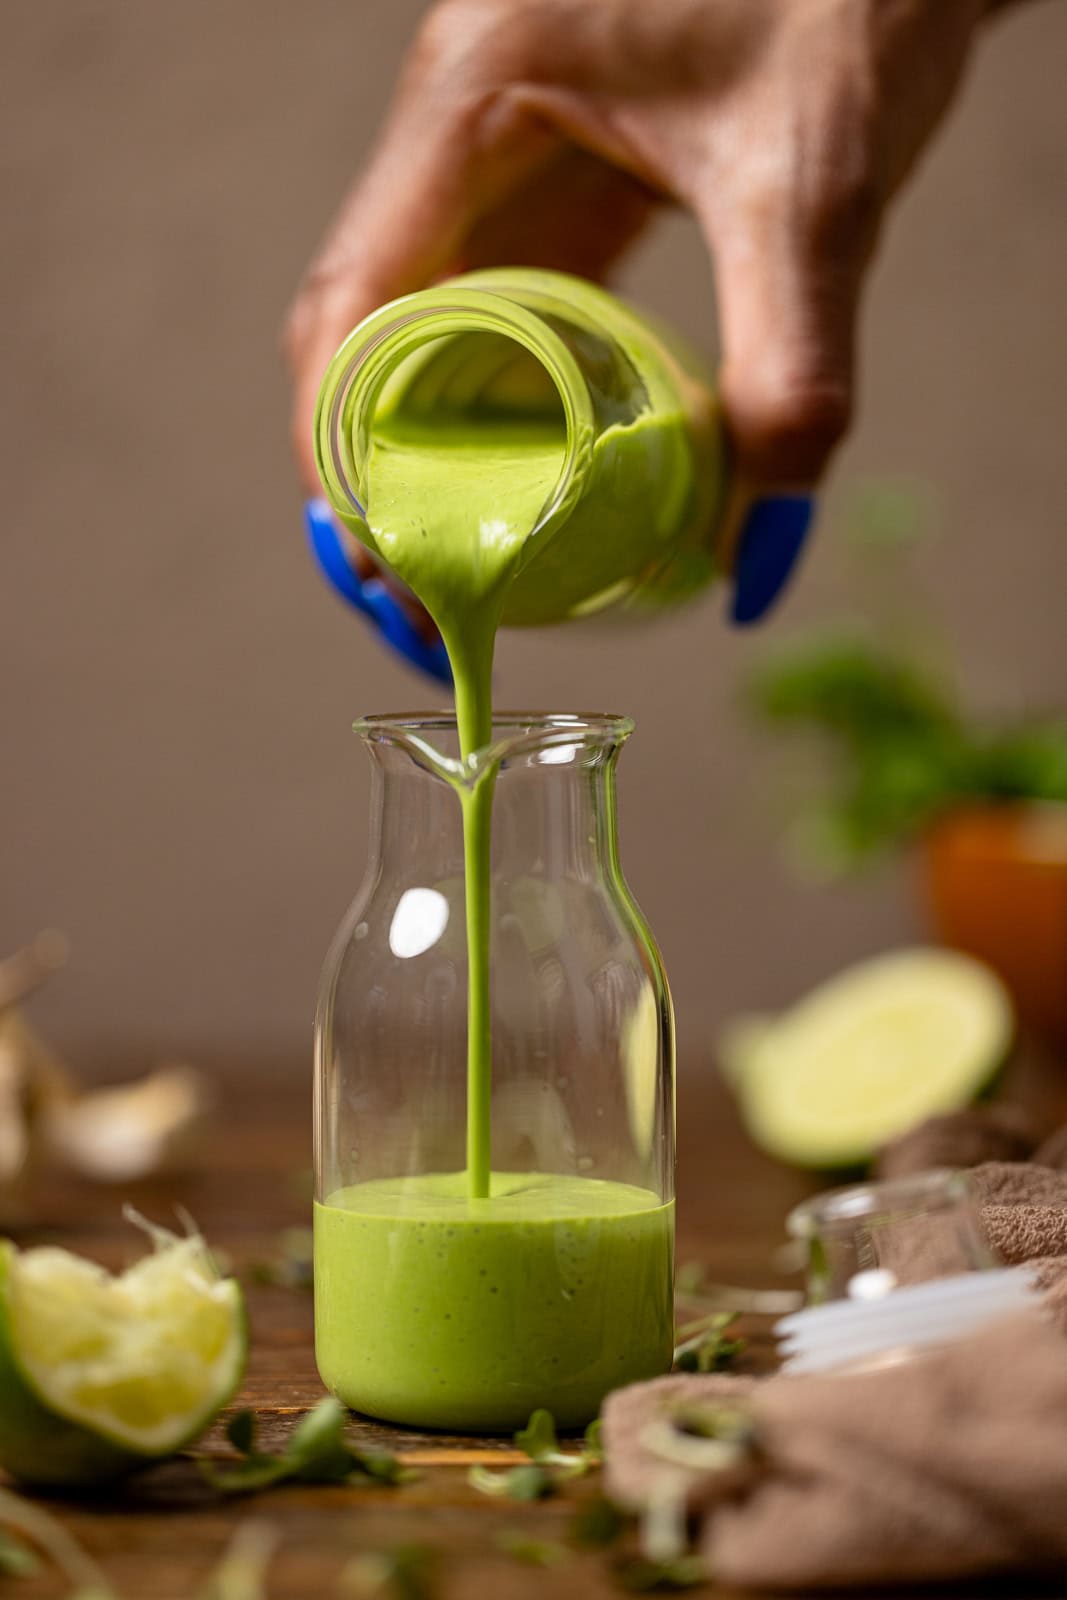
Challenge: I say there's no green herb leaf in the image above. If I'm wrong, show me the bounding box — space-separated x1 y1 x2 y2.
0 1527 39 1578
226 1409 257 1455
571 1496 630 1549
245 1225 314 1291
617 1554 709 1591
342 1543 437 1600
197 1521 279 1600
202 1398 412 1495
674 1262 706 1296
673 1313 745 1373
200 1457 291 1494
514 1408 560 1461
493 1529 570 1567
468 1463 555 1501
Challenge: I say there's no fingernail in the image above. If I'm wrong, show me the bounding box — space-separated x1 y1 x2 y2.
730 495 814 626
360 580 453 685
304 498 371 612
303 499 452 685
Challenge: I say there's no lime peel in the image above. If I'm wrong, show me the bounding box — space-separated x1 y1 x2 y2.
728 948 1013 1169
0 1213 246 1486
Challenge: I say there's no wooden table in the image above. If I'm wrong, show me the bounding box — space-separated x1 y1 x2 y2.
6 1048 1067 1599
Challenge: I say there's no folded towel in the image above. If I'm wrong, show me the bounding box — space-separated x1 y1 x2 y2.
604 1315 1067 1590
875 1103 1039 1178
605 1119 1067 1589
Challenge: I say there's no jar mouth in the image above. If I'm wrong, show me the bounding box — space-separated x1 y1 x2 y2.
315 286 595 552
354 711 634 786
787 1169 971 1238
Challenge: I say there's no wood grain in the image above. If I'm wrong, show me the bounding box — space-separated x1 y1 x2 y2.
5 1046 1066 1598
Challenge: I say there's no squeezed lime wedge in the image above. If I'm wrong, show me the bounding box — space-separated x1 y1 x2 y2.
0 1218 246 1485
728 948 1013 1169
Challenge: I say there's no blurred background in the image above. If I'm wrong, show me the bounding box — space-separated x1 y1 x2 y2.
2 0 1064 1071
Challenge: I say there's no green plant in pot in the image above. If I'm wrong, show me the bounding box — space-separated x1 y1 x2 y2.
722 487 1067 1171
746 630 1067 1055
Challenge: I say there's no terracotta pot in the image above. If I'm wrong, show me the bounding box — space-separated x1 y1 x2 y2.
920 804 1067 1051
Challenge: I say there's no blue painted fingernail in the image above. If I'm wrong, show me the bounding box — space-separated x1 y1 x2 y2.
303 499 452 685
304 498 372 613
360 579 453 685
730 495 814 625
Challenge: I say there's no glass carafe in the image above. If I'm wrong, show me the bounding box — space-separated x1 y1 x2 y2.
313 713 675 1430
313 267 727 622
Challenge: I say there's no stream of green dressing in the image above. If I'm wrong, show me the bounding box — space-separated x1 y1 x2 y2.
313 351 676 1428
362 412 567 1199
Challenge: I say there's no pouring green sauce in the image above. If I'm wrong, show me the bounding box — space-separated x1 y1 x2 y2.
311 271 716 1424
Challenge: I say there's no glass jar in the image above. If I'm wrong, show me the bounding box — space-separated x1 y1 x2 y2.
313 268 727 623
313 713 675 1430
777 1171 1038 1376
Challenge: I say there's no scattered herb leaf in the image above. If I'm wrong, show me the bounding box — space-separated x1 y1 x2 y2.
493 1529 570 1567
616 1554 709 1591
467 1463 555 1501
673 1312 745 1373
202 1399 416 1495
226 1409 256 1455
246 1226 314 1290
0 1526 39 1578
674 1262 706 1296
669 1404 753 1445
571 1497 630 1549
0 1488 116 1597
197 1521 278 1600
341 1542 437 1600
468 1407 600 1498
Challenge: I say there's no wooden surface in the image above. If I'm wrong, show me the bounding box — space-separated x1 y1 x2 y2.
5 1048 1067 1599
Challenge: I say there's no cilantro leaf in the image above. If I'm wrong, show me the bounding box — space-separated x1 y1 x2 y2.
0 1527 39 1578
673 1312 745 1373
225 1409 256 1455
467 1463 555 1501
514 1408 560 1461
617 1554 709 1591
343 1542 436 1600
571 1496 629 1549
202 1398 414 1495
493 1530 570 1567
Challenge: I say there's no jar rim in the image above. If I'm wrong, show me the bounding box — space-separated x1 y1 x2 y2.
353 711 634 784
786 1169 973 1238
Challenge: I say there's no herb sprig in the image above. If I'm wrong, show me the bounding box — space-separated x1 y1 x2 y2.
201 1398 415 1494
467 1409 601 1501
673 1312 746 1373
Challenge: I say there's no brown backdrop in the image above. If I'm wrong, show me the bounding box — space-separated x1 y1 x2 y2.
2 2 1064 1065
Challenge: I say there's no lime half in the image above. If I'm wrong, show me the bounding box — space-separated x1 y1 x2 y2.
0 1218 246 1485
729 948 1013 1169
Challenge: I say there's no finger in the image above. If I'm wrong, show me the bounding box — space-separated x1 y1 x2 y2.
695 132 878 621
285 29 560 491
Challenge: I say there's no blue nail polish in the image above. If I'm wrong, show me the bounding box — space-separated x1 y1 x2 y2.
303 499 452 685
730 495 814 625
361 579 453 685
304 499 373 613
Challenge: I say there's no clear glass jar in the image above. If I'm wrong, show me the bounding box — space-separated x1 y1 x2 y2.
313 268 727 623
313 713 675 1430
777 1171 1038 1376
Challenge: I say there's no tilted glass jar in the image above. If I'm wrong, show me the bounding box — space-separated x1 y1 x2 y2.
313 713 675 1429
313 267 727 622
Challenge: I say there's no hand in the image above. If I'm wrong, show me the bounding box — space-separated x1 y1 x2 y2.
287 0 1001 642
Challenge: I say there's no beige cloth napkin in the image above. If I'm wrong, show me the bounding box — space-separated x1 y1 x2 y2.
603 1315 1067 1590
603 1112 1067 1589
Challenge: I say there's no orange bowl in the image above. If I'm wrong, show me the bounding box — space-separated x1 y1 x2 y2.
921 804 1067 1052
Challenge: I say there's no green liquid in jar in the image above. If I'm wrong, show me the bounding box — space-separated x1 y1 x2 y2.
314 1174 674 1430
